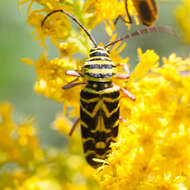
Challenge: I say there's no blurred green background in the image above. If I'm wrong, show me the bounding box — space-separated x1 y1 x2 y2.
0 0 189 147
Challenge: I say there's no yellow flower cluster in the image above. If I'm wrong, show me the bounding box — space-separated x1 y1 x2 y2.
0 102 99 190
175 0 190 43
0 102 42 167
17 0 190 189
84 0 135 29
19 0 134 121
95 50 190 190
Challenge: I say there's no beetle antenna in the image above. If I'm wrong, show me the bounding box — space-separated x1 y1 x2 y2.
41 9 98 47
105 26 177 48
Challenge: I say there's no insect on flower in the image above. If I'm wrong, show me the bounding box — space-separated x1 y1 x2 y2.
41 10 175 168
115 0 158 26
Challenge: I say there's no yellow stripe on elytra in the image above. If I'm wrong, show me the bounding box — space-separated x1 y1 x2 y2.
80 100 102 118
81 116 119 137
105 136 117 143
102 102 120 118
81 99 119 119
95 141 107 149
83 86 120 94
91 114 111 133
81 96 119 103
91 120 119 137
84 150 97 156
84 150 106 157
81 121 88 128
80 97 99 103
113 120 119 128
103 96 120 102
82 137 95 143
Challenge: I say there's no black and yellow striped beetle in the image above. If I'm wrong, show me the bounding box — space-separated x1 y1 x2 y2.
41 10 175 168
115 0 158 27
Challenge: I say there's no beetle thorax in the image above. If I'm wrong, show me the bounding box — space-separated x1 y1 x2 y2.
82 46 116 82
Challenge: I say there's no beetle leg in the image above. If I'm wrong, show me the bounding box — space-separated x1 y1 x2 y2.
114 15 124 25
65 70 83 77
62 82 86 89
63 70 86 89
116 73 130 79
116 63 130 79
124 0 132 24
69 118 80 136
114 0 132 26
119 116 127 122
120 87 136 101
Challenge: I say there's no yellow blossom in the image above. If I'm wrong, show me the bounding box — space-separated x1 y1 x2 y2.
175 0 190 43
18 0 137 112
0 102 99 190
95 50 190 190
0 102 42 166
52 113 74 136
18 0 190 189
32 53 83 115
84 0 136 32
16 177 62 190
19 0 137 120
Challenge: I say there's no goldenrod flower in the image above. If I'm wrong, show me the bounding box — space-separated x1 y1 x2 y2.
0 102 99 189
95 50 190 190
16 177 62 190
18 0 190 189
84 0 136 34
19 0 135 118
175 0 190 43
0 102 42 166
